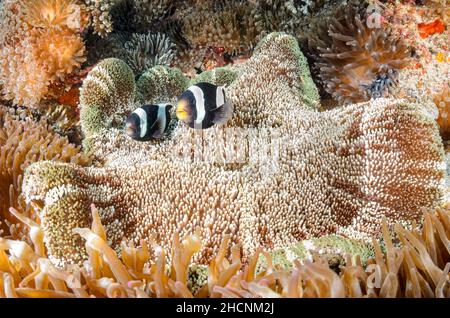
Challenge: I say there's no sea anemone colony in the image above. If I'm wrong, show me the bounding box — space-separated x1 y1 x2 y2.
0 106 91 240
0 203 449 297
306 2 413 104
0 0 449 299
0 0 87 108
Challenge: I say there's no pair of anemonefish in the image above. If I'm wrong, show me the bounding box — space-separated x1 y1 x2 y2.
125 82 233 141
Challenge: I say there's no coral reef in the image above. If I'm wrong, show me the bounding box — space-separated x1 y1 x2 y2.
383 0 449 141
0 106 91 241
0 203 449 298
83 0 183 71
132 0 177 30
430 0 450 24
85 29 181 80
21 34 445 267
84 0 331 74
0 0 87 108
306 3 412 104
0 0 448 300
253 0 311 36
181 1 258 55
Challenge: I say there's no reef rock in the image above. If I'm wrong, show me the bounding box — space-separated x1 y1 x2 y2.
22 33 446 266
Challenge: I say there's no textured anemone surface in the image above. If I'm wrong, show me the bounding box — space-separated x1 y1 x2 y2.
79 58 136 138
22 33 445 267
181 0 258 55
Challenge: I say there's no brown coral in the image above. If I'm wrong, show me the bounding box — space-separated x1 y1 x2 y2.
425 0 450 25
0 106 91 240
0 203 449 298
0 0 86 108
307 4 412 104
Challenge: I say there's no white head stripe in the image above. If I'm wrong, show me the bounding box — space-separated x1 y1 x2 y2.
216 87 225 108
189 86 205 125
134 108 148 138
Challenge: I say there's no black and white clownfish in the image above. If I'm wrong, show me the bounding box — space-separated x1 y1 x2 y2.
176 82 233 129
125 104 172 141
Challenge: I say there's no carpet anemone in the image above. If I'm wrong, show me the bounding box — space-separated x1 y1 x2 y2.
20 34 445 267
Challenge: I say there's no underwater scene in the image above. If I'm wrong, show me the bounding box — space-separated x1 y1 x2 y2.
0 0 449 299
